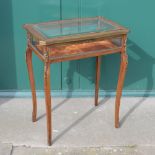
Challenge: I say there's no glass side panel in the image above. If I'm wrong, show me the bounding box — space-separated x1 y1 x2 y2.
33 18 116 38
35 37 122 60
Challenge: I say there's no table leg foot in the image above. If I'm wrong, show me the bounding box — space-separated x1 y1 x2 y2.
32 113 37 122
48 140 52 146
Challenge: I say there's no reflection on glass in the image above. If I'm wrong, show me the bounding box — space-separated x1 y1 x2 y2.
33 18 116 38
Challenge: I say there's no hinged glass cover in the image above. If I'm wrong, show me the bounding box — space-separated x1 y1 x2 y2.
33 17 116 38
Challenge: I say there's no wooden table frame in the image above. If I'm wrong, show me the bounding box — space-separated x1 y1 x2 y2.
24 17 128 145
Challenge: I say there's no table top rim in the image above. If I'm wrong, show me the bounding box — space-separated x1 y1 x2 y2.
23 16 129 45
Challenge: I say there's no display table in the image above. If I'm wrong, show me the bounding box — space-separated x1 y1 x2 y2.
23 16 129 145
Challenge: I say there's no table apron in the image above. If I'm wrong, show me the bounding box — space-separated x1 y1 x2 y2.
49 48 122 63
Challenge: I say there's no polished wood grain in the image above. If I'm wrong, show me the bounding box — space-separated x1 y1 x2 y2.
24 17 129 146
44 61 52 146
35 38 122 63
115 35 128 128
48 40 117 57
95 56 101 106
26 47 37 122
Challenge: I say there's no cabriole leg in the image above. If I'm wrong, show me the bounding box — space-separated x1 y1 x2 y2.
115 52 128 128
44 62 52 145
26 46 37 122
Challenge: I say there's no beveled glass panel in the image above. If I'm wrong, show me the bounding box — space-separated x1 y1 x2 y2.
33 18 116 38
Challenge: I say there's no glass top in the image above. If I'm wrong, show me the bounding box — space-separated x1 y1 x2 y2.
33 17 116 39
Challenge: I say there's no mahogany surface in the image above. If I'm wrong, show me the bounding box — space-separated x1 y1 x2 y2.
24 16 129 145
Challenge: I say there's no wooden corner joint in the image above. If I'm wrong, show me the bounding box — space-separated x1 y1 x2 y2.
25 46 31 60
44 63 48 79
44 52 50 80
27 33 32 44
122 35 127 50
43 51 49 63
43 46 50 63
44 61 50 81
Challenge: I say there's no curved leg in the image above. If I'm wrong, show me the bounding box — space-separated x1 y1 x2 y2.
95 56 101 106
115 52 128 128
26 47 37 122
44 62 52 146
